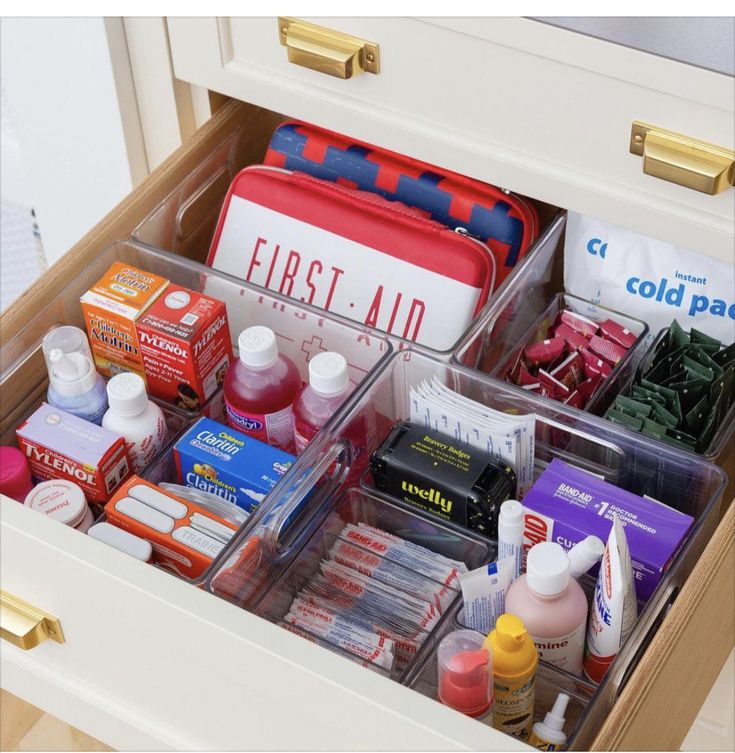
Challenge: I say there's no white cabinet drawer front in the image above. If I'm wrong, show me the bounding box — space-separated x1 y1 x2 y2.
0 499 527 751
167 17 734 262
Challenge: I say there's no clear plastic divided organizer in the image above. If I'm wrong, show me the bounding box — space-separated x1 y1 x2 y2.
131 106 566 357
205 350 726 750
0 240 392 581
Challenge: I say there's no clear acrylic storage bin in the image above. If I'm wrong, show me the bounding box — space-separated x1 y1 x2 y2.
205 349 726 749
485 292 648 416
406 599 599 745
0 240 392 580
132 107 284 259
594 326 735 466
131 104 566 357
243 486 494 681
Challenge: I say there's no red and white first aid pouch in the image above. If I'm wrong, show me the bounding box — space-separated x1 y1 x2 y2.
207 166 495 351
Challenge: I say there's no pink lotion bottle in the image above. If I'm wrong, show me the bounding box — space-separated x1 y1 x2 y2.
505 542 588 676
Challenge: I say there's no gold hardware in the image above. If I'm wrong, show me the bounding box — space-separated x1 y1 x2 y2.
1 591 65 650
278 17 379 79
630 121 735 195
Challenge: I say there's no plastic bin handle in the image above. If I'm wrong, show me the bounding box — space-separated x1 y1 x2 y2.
609 582 678 699
541 415 625 457
261 439 352 555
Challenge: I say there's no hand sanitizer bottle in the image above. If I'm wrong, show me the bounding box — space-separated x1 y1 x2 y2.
43 326 108 424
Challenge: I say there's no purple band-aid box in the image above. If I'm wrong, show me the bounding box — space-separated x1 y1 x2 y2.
521 458 693 602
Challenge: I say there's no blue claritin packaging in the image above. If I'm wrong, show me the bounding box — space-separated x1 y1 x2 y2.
173 417 294 512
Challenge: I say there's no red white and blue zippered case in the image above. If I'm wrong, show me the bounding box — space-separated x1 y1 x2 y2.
263 120 539 289
207 165 496 351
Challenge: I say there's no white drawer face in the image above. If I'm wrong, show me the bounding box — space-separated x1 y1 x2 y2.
167 17 734 263
0 498 527 751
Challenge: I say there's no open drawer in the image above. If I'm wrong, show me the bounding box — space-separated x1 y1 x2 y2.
1 98 733 751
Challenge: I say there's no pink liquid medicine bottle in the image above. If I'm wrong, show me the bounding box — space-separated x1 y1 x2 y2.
505 541 588 676
224 326 301 452
293 352 351 454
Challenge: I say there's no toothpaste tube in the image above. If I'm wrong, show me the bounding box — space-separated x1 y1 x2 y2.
459 556 515 634
319 560 439 632
522 459 693 602
583 514 638 683
328 538 456 613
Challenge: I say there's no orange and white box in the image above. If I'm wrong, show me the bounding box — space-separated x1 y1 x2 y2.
81 262 169 381
105 476 239 579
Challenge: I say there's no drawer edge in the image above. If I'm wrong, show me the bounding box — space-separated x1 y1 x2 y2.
0 98 253 345
592 499 735 750
1 655 177 751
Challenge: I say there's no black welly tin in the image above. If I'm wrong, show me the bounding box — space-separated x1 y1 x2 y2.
369 421 517 539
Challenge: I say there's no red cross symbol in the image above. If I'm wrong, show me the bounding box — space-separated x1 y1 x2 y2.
301 335 328 362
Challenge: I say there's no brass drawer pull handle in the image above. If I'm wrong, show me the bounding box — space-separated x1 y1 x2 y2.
278 17 380 79
1 590 65 650
630 121 735 195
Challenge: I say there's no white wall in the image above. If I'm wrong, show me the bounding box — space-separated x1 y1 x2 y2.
1 17 146 265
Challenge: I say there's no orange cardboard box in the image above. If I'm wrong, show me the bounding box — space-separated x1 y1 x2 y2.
81 262 169 381
105 476 239 578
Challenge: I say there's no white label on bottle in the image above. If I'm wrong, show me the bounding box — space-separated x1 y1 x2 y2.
531 622 585 676
265 404 295 449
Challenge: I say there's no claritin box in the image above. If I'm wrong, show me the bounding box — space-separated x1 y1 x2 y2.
173 417 294 513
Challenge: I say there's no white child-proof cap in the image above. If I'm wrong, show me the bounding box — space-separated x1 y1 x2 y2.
24 479 89 528
238 326 278 369
526 541 570 596
42 326 98 397
567 535 605 579
309 352 349 396
106 373 149 417
498 499 523 541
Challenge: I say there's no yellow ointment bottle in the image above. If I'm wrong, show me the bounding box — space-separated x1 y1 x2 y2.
485 613 538 740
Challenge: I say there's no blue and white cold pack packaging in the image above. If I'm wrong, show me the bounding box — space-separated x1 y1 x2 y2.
173 417 294 512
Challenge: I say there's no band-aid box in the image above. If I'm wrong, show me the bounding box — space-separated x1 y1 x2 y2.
81 262 169 381
105 476 239 578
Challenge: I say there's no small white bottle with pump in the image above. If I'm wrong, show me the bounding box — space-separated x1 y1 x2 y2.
528 692 569 750
102 373 168 473
498 499 524 580
42 326 108 424
567 535 605 580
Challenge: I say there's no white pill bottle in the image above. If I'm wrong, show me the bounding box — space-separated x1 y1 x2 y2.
102 373 168 473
